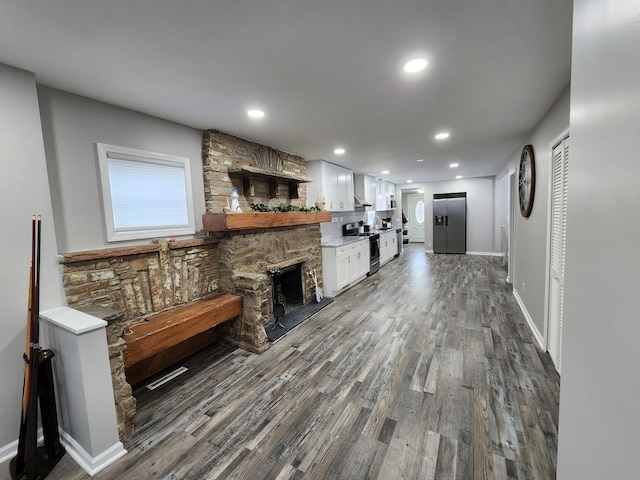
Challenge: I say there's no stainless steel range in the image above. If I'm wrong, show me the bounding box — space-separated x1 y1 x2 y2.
342 223 380 276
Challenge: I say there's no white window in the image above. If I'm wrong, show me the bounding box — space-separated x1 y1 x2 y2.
96 143 196 242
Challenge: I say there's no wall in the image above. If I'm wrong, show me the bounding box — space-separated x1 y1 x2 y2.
37 86 205 253
557 1 640 478
501 85 570 337
420 177 496 254
0 65 64 453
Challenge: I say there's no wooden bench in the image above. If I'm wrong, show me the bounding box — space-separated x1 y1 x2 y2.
123 293 243 384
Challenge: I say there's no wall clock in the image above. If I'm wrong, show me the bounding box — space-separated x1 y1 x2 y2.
519 144 536 217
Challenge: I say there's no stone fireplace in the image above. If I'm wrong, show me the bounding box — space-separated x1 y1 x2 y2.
58 129 328 439
212 225 323 353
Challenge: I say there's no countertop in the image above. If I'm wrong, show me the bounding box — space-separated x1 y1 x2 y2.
321 236 369 248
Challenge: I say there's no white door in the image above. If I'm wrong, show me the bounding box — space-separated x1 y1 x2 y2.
547 135 569 373
407 194 425 243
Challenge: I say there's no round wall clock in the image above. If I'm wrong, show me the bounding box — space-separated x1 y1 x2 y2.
519 144 536 217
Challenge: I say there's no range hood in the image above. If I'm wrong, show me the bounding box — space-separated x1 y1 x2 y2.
354 194 372 208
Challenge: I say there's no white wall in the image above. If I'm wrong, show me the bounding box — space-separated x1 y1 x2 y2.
421 177 496 254
0 65 64 450
502 86 570 336
557 1 640 478
38 86 205 253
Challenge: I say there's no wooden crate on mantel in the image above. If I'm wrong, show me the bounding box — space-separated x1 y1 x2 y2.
203 211 332 232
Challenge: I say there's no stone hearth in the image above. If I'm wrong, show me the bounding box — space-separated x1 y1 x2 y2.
212 224 323 353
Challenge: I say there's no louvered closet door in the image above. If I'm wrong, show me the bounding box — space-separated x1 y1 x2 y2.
548 136 569 373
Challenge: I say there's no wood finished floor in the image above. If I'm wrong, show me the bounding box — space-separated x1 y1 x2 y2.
3 244 560 480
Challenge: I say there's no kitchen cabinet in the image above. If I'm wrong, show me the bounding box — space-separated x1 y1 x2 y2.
322 239 369 297
306 160 354 212
379 231 397 266
354 174 376 208
375 179 396 210
385 181 396 210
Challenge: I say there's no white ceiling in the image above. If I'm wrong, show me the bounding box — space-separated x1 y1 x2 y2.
0 0 572 188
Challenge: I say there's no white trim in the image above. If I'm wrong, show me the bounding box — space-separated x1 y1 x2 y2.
513 289 545 349
60 429 127 476
96 142 196 242
467 251 503 256
550 127 570 150
0 429 44 464
425 249 434 253
40 306 107 335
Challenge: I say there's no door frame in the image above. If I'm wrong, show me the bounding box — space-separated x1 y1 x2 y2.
543 127 570 370
406 193 426 244
508 170 516 283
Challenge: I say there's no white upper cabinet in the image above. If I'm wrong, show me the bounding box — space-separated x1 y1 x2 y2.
375 179 396 210
385 181 396 210
306 160 354 212
354 174 376 208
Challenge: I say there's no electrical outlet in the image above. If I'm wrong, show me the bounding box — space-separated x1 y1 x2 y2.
428 242 432 248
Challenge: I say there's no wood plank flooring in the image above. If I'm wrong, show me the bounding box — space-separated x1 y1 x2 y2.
2 244 560 479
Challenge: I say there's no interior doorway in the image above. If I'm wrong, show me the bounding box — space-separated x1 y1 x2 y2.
407 194 425 243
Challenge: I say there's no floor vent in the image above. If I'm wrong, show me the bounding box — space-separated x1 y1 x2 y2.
146 366 188 390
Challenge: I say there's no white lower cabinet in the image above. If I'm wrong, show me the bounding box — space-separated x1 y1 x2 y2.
322 240 370 297
379 231 397 266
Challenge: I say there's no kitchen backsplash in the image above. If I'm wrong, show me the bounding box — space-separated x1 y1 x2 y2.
320 210 396 238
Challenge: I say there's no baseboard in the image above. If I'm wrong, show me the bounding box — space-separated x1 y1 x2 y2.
512 289 545 349
425 250 503 256
59 430 127 476
0 429 44 464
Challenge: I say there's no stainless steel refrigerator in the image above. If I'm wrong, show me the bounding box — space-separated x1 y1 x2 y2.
433 193 466 254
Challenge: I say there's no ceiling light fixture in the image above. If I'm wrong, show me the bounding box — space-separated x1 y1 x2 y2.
456 175 462 179
417 189 425 194
334 148 345 155
247 109 265 118
406 180 413 183
404 58 428 73
449 163 459 168
435 132 450 140
417 159 424 162
382 170 390 174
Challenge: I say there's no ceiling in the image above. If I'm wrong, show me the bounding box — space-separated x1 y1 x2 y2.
0 0 572 188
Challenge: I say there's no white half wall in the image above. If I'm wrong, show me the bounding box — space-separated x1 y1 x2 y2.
37 86 205 253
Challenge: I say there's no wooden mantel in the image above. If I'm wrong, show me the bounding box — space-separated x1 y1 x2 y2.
202 211 332 232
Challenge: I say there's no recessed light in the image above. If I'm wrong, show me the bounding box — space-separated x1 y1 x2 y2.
382 170 390 174
334 148 345 155
456 175 462 179
417 159 424 162
406 180 413 183
449 163 459 168
404 58 428 73
435 132 450 140
247 109 265 118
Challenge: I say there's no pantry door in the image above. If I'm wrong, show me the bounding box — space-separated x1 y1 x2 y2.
546 133 569 373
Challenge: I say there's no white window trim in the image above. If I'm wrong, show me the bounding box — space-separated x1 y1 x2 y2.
96 143 196 242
